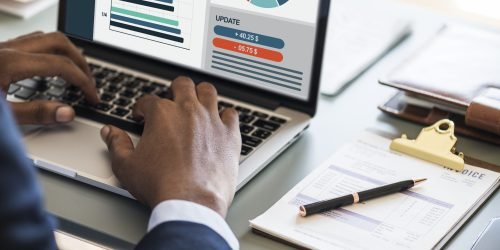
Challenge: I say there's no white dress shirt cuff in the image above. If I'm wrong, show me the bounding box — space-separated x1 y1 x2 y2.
148 200 239 249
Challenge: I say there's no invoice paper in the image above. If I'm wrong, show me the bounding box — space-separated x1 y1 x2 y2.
250 133 500 250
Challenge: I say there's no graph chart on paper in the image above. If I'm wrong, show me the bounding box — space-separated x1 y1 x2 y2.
109 0 194 49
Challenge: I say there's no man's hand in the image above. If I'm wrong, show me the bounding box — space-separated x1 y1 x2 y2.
100 77 241 217
0 31 99 125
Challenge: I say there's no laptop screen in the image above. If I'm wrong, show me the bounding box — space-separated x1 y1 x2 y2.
62 0 322 101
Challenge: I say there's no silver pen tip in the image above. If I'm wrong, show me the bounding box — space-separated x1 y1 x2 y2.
413 178 428 185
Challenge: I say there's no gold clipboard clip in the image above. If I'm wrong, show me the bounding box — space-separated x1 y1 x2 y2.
390 119 465 171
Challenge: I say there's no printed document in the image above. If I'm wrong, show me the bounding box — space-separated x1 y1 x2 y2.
251 133 500 250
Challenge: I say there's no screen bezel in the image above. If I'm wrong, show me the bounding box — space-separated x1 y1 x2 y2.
57 0 331 116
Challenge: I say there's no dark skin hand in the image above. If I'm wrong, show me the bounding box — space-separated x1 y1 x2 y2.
100 77 242 217
0 31 99 125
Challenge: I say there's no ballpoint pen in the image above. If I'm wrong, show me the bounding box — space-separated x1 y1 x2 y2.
299 178 427 217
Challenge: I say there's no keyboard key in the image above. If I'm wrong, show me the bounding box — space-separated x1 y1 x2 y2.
120 89 137 98
78 99 91 106
95 79 107 88
7 85 20 94
14 88 36 100
16 79 39 89
122 73 133 78
49 78 67 88
242 135 263 148
101 93 115 102
152 82 166 88
88 63 100 71
105 85 121 93
240 124 255 134
67 85 81 93
93 71 110 80
135 77 148 83
47 87 65 97
235 106 251 113
252 129 272 139
109 74 126 84
33 94 52 101
270 116 287 124
114 98 131 107
241 146 253 156
218 101 234 108
253 119 280 131
124 79 143 88
239 114 256 124
102 68 117 75
252 111 269 119
141 85 156 94
111 108 130 117
157 90 170 99
95 103 112 112
62 93 81 102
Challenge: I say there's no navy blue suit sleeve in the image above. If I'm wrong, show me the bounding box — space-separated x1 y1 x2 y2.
0 97 56 250
136 221 232 250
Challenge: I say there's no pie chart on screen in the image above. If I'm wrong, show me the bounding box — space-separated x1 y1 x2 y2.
248 0 289 8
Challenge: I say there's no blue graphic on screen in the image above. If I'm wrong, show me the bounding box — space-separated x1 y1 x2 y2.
248 0 289 8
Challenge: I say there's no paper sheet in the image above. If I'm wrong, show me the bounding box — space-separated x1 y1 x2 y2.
0 0 57 19
320 0 411 96
251 133 500 250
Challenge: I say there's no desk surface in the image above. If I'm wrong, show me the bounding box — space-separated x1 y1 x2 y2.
1 1 499 249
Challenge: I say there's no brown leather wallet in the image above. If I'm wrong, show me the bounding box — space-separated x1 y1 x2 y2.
379 26 500 142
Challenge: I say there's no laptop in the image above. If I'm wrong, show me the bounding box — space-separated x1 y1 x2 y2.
9 0 331 198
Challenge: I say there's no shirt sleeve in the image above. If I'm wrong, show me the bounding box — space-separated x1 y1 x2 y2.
148 200 239 250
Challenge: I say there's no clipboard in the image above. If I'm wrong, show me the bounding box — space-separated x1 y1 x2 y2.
381 120 499 250
251 119 500 250
389 119 500 172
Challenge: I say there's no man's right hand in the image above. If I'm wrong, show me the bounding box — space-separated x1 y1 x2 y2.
100 77 241 217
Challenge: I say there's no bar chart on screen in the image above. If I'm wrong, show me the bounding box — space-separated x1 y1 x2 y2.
109 0 194 49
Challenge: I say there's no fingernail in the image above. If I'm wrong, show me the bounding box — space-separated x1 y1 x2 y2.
101 126 110 141
55 106 75 123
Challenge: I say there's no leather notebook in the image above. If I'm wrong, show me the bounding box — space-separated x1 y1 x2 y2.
378 26 500 145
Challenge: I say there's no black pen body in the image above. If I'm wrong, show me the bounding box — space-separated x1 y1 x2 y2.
300 180 418 217
302 195 354 216
358 180 414 202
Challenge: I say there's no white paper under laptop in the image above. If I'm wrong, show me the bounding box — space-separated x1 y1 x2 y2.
251 132 500 249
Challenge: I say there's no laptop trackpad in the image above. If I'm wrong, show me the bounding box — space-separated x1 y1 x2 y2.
24 120 136 179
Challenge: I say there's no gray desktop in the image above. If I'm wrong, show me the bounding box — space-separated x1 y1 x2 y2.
1 1 499 249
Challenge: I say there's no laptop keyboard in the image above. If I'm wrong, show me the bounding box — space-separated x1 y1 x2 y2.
7 62 289 158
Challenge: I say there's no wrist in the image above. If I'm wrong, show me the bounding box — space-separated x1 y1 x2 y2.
149 189 229 217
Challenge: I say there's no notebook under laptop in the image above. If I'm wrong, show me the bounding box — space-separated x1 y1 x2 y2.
11 0 331 198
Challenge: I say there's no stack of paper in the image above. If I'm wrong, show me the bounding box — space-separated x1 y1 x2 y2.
320 0 412 95
0 0 57 19
251 133 500 249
